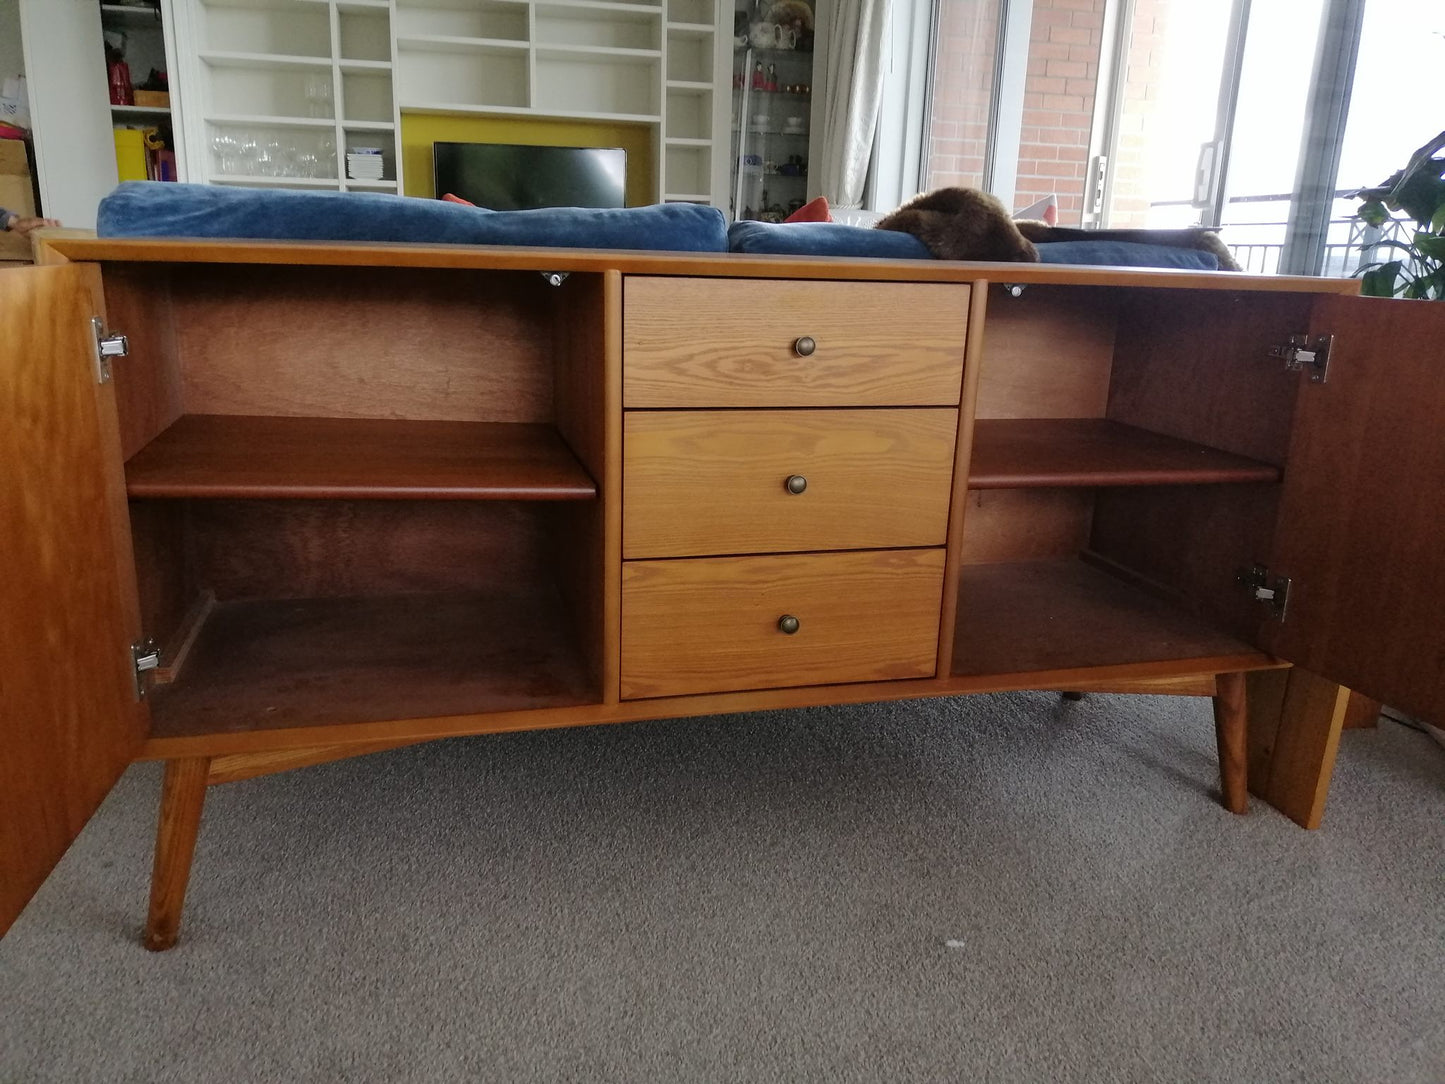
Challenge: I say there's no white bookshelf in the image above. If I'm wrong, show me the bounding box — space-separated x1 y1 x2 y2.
172 0 401 193
166 0 734 206
105 1 191 182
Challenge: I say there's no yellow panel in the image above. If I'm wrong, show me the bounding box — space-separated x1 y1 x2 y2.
400 112 656 206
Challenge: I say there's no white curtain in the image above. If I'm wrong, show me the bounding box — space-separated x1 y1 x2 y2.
814 0 894 208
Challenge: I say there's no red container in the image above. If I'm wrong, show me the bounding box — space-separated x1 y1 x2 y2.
108 59 133 106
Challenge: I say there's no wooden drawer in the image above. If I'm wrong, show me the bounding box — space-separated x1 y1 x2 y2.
624 408 958 558
620 549 945 699
624 277 969 407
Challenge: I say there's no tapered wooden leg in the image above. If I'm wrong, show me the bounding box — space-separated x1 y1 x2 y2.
1212 672 1249 815
144 757 211 952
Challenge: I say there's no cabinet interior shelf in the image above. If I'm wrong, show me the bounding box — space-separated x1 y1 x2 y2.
125 415 598 501
100 3 165 26
211 175 341 187
207 113 337 128
967 418 1281 489
148 587 597 737
951 559 1268 677
200 50 335 71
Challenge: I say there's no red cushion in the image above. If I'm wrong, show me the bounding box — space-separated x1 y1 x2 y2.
784 196 831 223
442 193 475 206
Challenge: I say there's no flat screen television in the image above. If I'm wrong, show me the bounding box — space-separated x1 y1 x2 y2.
433 142 627 210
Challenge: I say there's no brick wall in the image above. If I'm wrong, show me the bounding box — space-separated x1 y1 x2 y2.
1107 0 1168 226
924 0 1000 191
925 0 1112 226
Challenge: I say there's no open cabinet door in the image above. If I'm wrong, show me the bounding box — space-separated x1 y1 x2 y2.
0 264 148 936
1259 295 1445 727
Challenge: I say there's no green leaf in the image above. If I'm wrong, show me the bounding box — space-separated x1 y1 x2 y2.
1431 200 1445 234
1360 260 1402 297
1357 198 1390 227
1414 233 1445 260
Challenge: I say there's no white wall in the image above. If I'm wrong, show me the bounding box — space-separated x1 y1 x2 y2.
19 0 117 227
0 0 23 81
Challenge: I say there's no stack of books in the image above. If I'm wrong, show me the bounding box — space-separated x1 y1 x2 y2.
346 148 384 182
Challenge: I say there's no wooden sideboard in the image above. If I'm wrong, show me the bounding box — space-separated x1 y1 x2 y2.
3 239 1442 950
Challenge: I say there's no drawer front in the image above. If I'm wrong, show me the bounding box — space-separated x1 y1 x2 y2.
624 278 969 407
620 549 945 699
624 408 958 558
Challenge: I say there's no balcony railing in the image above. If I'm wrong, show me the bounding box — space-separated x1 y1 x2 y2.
1148 192 1416 277
1222 216 1415 277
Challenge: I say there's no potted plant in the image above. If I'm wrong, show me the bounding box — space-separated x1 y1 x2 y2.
1353 129 1445 299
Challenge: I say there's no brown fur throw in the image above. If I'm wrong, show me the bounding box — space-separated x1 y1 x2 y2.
875 187 1241 270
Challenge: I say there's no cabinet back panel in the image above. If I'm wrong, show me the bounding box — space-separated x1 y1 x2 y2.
129 501 198 657
1108 290 1310 465
958 488 1095 565
974 286 1118 420
1088 483 1280 641
182 500 551 601
167 267 557 423
103 266 183 460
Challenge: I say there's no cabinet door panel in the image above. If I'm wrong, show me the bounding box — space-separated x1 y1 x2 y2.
0 265 148 936
1262 295 1445 725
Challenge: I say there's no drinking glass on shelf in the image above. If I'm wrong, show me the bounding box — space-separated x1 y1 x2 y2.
210 131 240 176
304 73 333 119
237 131 262 177
318 134 337 178
262 138 295 177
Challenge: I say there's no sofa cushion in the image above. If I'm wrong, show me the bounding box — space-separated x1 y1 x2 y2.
1035 239 1219 270
96 182 730 252
728 218 1221 269
728 219 933 259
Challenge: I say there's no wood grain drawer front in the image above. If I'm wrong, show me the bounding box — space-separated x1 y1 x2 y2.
624 408 958 558
624 278 969 407
620 549 945 699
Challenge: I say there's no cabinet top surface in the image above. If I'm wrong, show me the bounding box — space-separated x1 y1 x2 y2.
41 238 1362 294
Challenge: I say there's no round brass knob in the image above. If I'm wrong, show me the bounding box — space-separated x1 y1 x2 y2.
777 615 800 635
793 336 817 357
785 474 808 495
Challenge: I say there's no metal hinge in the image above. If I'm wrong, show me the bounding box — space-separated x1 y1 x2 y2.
1268 333 1332 384
1237 564 1291 622
132 638 160 700
91 317 129 384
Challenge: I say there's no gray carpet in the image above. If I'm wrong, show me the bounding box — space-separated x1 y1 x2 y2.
2 691 1442 1083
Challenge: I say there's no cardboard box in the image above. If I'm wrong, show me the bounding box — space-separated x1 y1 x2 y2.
0 232 31 261
1 139 35 216
1 139 37 263
134 90 170 108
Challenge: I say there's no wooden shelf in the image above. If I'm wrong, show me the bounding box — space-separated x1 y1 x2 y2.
952 559 1268 677
100 4 165 28
147 587 596 737
967 418 1282 489
200 50 334 71
111 103 171 117
397 100 662 123
396 34 530 53
206 113 336 129
210 175 341 188
125 415 598 501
